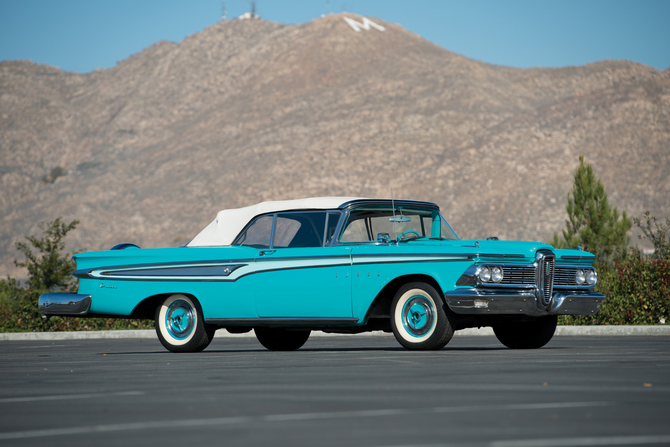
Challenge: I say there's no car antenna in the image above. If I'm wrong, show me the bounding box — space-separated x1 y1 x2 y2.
392 188 397 240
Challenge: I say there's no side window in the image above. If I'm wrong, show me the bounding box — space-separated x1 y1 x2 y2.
274 212 327 248
422 215 436 237
341 217 370 242
440 215 459 240
273 215 303 248
234 215 273 248
324 212 341 246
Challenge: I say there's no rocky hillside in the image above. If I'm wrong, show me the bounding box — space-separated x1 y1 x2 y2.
1 13 669 276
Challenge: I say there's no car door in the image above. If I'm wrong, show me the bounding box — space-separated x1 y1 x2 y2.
342 207 452 318
250 211 353 318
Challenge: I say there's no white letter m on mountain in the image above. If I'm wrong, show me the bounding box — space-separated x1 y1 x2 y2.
343 16 386 32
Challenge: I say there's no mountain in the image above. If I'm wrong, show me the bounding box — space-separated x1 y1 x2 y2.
1 13 669 276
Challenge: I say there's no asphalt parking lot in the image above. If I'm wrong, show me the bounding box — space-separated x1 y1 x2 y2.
1 334 669 447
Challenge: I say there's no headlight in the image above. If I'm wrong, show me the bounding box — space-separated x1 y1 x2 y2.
585 269 597 285
575 269 586 285
491 266 503 283
479 266 491 283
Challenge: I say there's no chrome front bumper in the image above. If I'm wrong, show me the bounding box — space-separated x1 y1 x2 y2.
39 293 91 316
444 289 605 317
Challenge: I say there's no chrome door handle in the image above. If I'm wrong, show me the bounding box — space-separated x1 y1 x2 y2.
259 250 276 256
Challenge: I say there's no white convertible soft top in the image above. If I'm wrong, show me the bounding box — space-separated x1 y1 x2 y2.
187 197 364 247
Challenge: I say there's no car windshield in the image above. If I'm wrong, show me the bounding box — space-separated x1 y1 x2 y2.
340 207 458 243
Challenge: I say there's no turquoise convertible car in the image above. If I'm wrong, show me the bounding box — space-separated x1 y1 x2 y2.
39 197 604 353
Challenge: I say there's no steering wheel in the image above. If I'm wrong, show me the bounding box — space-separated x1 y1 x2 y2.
397 230 420 241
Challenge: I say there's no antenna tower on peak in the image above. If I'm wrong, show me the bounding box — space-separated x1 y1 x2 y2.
221 1 226 20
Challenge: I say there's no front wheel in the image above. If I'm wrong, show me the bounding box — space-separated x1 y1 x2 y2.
390 282 454 350
493 315 557 349
155 294 215 353
254 328 311 351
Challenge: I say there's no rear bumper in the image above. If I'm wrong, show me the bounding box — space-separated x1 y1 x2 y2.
444 289 605 317
39 293 91 316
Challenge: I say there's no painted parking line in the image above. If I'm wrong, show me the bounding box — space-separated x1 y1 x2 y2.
491 434 670 446
0 401 613 440
377 435 670 447
0 390 144 404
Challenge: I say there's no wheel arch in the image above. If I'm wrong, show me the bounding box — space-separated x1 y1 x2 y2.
130 292 202 320
365 274 444 320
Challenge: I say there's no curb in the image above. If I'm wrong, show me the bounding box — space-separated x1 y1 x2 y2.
1 326 669 341
554 325 670 336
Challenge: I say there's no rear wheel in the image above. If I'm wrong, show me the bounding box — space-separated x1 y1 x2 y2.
390 282 454 350
493 315 557 349
254 327 311 351
155 294 215 353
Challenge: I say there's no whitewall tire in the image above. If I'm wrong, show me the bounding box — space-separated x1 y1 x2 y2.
390 282 454 350
155 294 215 353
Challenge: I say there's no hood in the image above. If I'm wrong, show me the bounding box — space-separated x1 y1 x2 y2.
453 239 556 262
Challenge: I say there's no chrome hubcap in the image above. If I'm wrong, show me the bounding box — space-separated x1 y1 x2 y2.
166 300 195 339
402 296 434 337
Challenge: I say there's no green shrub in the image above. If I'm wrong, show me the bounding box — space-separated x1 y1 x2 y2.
634 212 670 261
0 279 152 332
0 218 152 333
559 253 669 325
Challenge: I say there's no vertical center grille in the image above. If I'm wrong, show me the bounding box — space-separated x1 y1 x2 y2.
536 251 555 307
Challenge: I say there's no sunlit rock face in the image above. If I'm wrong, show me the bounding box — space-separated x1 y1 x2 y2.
1 13 669 276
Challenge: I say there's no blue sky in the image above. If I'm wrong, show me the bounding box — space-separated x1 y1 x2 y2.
1 0 669 74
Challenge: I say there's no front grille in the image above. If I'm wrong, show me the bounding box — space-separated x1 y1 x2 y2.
554 266 575 286
537 252 555 307
500 265 536 285
482 254 575 308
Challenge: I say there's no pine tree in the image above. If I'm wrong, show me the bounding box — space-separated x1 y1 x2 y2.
551 156 631 266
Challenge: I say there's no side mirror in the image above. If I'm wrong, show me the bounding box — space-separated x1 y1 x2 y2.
377 233 390 243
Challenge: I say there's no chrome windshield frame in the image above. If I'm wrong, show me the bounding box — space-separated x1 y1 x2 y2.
334 204 459 246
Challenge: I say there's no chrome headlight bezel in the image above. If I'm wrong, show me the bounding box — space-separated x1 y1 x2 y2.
475 265 505 284
491 266 503 283
585 269 597 285
478 266 491 283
